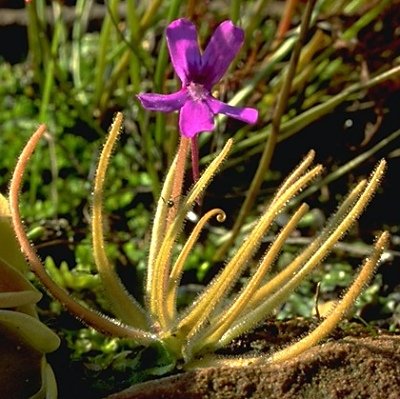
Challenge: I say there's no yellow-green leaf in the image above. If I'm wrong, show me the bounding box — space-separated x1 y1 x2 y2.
0 310 60 353
0 194 30 273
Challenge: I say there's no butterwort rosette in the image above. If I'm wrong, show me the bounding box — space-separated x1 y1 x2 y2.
137 18 258 138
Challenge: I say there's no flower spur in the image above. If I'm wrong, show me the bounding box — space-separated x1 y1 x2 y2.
137 18 258 138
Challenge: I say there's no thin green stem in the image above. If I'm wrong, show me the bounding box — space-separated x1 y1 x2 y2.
99 49 131 112
26 0 44 85
230 0 242 24
341 0 391 41
244 0 272 46
71 0 93 88
93 0 119 108
154 0 184 92
294 128 400 204
139 0 163 31
31 3 64 208
127 0 141 93
139 0 183 198
154 0 184 144
214 0 317 262
39 1 63 122
99 0 154 111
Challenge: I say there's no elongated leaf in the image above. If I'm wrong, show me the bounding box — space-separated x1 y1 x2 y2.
0 310 60 353
0 256 39 294
0 194 30 273
0 291 42 308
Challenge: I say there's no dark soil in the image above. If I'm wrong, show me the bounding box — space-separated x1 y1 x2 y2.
106 320 400 399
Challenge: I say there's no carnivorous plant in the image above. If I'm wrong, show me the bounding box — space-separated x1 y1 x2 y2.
9 114 388 369
7 16 389 376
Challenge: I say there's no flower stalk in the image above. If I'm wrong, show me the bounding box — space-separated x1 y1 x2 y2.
148 139 233 329
167 136 190 224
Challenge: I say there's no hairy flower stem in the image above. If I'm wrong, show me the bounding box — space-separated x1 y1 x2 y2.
190 137 200 183
214 0 317 262
150 140 233 330
167 136 189 224
9 125 157 344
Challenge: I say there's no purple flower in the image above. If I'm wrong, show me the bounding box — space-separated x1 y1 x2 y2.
137 18 258 138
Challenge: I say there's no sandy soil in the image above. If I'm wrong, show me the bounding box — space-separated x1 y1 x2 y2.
106 320 400 399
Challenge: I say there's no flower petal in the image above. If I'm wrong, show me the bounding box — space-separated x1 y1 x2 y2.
137 90 188 112
179 100 214 138
207 97 258 124
201 21 244 88
166 19 202 85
